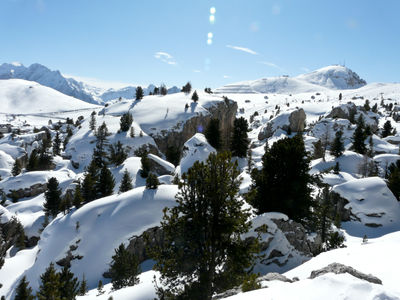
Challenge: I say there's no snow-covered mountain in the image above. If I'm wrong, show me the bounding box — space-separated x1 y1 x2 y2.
215 65 367 94
0 63 180 104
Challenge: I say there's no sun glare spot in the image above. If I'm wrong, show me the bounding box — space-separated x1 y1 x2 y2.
207 39 212 45
210 7 216 14
209 15 215 24
208 32 213 39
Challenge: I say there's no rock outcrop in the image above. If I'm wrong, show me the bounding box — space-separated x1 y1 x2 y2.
309 262 383 285
153 99 237 154
7 183 47 200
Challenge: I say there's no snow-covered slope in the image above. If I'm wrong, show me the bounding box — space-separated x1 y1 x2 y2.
215 65 366 94
0 79 98 114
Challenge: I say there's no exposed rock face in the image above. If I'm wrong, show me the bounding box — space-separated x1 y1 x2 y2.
7 183 47 200
258 108 306 140
148 154 175 176
309 263 383 285
153 99 237 154
258 272 292 283
126 226 164 264
327 103 356 120
288 108 306 132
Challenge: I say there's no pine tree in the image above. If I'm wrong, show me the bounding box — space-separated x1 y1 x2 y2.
140 153 151 178
78 274 88 296
152 152 257 300
15 221 26 250
249 135 313 222
26 149 39 171
205 118 221 150
191 90 199 102
120 113 133 132
89 111 97 131
382 120 393 138
60 192 73 215
109 141 127 166
97 165 115 198
146 173 159 189
230 117 249 158
388 161 400 201
44 177 62 218
135 86 144 100
181 82 192 94
53 131 61 156
130 126 135 138
11 159 22 176
331 130 344 158
160 84 167 96
73 185 84 208
36 263 61 300
81 172 96 203
93 122 111 168
333 162 340 174
15 276 35 300
97 280 105 295
166 146 181 166
59 265 79 300
109 243 140 290
119 169 133 193
352 115 367 154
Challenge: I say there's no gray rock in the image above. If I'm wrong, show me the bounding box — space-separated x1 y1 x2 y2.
288 108 306 132
258 272 292 283
148 155 174 175
7 183 48 200
309 262 382 285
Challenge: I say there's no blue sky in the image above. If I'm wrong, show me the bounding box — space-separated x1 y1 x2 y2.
1 0 399 88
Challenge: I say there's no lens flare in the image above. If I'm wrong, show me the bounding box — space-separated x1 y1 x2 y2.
210 7 216 14
209 15 215 24
208 32 213 39
207 39 212 45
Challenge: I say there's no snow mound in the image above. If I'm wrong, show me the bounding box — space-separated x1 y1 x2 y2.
9 185 178 296
333 177 400 237
0 79 98 114
297 65 367 89
176 133 216 175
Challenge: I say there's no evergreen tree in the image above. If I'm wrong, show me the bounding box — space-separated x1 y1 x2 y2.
191 90 199 102
97 280 105 295
59 265 80 300
153 87 160 95
93 122 111 168
181 82 192 94
120 113 133 132
333 162 340 174
230 117 249 158
152 152 257 300
44 177 62 218
53 131 61 156
130 126 135 138
119 169 133 193
312 139 324 160
388 160 400 201
382 120 393 138
160 84 167 95
331 130 345 158
89 111 97 131
15 276 35 300
372 103 378 113
166 146 181 166
97 165 115 198
73 185 84 208
60 192 73 215
109 243 140 290
364 99 371 111
26 149 39 171
15 221 26 250
205 118 221 151
66 125 73 138
36 263 61 300
249 135 313 222
352 115 367 154
78 274 88 296
146 173 159 189
140 153 151 178
81 172 96 203
109 141 127 166
135 86 144 100
11 159 22 176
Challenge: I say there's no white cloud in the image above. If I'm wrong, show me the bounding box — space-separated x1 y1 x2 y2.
301 67 311 73
226 45 258 55
223 75 231 79
258 61 284 72
154 51 177 65
193 70 201 73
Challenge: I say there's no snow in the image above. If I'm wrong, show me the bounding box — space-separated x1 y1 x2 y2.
176 133 216 175
0 79 98 114
332 177 400 237
2 185 179 298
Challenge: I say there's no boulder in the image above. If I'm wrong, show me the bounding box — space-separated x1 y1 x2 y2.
288 108 306 132
309 262 382 285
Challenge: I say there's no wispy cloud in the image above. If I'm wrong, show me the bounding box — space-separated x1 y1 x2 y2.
223 75 231 79
154 51 177 65
272 4 281 15
258 61 284 72
193 70 201 73
301 67 310 73
226 45 258 55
